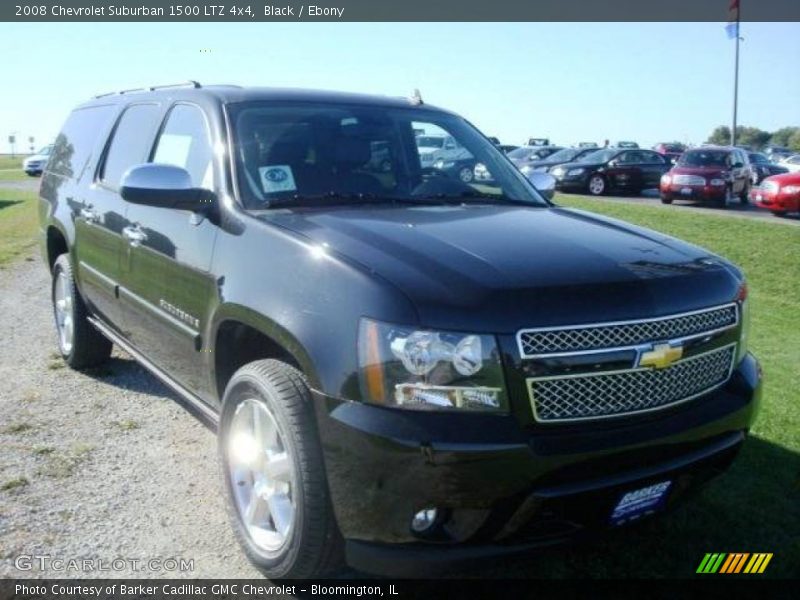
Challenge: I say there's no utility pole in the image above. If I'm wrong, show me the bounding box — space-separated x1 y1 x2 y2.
731 3 741 146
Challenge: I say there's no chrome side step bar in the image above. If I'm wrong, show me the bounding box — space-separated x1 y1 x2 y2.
87 316 219 428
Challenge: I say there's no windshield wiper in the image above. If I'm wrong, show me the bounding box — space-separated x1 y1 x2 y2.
264 192 403 209
411 192 530 206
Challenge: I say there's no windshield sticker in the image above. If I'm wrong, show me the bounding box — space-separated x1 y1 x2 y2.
259 165 296 194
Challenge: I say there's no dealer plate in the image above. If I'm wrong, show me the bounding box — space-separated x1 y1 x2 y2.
610 480 672 526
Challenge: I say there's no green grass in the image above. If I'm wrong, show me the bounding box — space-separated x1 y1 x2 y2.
0 169 29 181
0 155 27 169
0 188 38 267
502 194 799 578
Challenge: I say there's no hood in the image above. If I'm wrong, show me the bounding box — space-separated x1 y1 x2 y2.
670 165 727 177
764 171 800 186
263 205 740 332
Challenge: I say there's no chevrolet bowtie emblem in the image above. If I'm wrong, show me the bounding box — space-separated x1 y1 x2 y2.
638 343 684 369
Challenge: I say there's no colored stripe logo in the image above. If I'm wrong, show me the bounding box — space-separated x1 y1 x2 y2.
697 553 773 574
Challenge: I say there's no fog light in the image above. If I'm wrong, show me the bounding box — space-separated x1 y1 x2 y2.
411 508 438 532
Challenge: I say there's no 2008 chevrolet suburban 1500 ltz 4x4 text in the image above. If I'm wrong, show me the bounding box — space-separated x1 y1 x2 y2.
39 82 761 578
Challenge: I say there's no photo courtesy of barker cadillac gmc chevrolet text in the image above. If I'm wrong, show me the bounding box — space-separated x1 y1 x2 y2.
39 82 761 578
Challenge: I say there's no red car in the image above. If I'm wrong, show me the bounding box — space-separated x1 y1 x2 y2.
751 172 800 216
660 146 753 207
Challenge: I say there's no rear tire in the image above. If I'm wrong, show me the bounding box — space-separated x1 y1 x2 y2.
51 254 112 369
771 211 788 217
219 359 343 579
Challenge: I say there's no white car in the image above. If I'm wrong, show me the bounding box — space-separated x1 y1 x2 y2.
778 154 800 173
416 135 471 167
23 145 54 176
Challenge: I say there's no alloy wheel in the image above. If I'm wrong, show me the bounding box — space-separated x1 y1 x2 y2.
227 398 296 552
589 175 605 195
53 271 74 355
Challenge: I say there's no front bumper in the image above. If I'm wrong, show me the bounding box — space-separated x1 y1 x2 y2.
313 353 761 576
660 183 726 201
754 191 800 213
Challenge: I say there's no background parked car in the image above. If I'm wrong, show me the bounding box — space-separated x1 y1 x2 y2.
433 156 479 183
22 144 54 176
551 148 669 196
778 154 800 173
517 146 602 175
653 142 686 164
748 152 789 184
416 134 472 167
497 144 518 154
765 145 793 163
751 172 800 216
507 145 563 168
577 142 598 148
660 146 752 207
526 137 550 146
614 141 639 148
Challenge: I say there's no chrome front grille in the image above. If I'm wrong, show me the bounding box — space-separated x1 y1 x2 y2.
672 174 706 186
528 344 736 423
518 303 738 358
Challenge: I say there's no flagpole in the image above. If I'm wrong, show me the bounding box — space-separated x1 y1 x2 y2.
731 4 740 146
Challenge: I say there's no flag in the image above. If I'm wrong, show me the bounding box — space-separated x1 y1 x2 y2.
726 0 740 39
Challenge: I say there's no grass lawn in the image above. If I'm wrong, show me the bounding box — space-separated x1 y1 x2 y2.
0 155 27 170
0 188 38 267
0 169 29 181
0 188 796 577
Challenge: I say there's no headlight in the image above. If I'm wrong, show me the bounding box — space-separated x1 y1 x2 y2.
782 185 800 194
661 174 671 185
736 282 750 364
357 319 507 412
520 165 533 175
551 167 565 176
566 168 585 176
710 178 726 186
433 160 455 169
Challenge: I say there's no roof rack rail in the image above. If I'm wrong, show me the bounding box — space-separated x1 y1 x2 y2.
93 80 202 99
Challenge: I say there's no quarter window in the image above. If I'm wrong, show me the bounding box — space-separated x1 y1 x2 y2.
101 104 162 189
152 105 214 189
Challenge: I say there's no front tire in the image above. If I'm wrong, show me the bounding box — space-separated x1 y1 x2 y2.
458 166 474 183
660 194 673 204
51 254 112 369
219 359 343 579
588 174 606 196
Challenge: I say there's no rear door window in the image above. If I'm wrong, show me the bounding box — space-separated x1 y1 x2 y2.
100 103 162 189
48 105 117 180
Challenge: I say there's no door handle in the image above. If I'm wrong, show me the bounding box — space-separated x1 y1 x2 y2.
122 225 147 246
80 207 98 223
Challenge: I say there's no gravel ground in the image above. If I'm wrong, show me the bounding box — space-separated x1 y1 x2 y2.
0 257 262 579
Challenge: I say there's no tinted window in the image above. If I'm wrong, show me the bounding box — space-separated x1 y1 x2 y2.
101 104 162 188
749 153 769 165
678 150 729 168
152 105 214 189
49 105 116 179
617 151 641 164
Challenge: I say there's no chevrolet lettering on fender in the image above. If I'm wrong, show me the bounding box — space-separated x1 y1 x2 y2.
40 82 761 578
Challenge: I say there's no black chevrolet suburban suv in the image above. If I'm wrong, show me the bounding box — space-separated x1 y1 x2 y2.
39 82 761 578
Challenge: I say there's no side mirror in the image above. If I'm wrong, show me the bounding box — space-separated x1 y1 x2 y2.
525 170 556 201
732 162 743 169
120 164 215 211
608 160 618 167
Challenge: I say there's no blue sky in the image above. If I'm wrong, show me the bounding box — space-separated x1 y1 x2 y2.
1 22 798 153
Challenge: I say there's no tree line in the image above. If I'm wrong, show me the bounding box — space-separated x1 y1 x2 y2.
706 126 800 151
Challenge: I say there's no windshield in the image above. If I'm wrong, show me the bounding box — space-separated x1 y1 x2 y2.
230 102 546 209
37 146 52 156
544 148 580 162
579 149 617 163
416 136 444 148
749 153 769 164
678 150 729 168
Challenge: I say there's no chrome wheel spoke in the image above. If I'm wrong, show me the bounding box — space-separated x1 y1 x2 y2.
264 451 290 482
